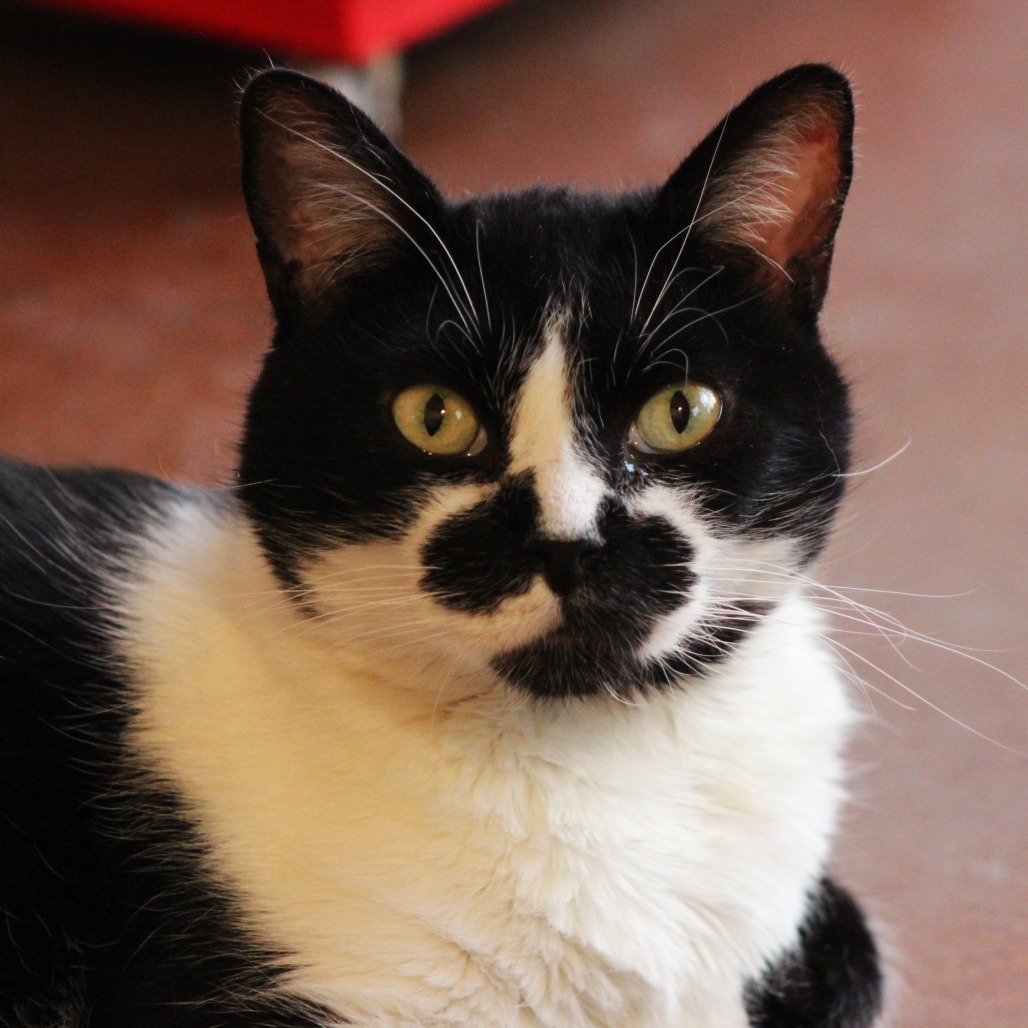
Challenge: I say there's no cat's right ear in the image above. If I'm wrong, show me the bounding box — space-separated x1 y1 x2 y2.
240 69 442 313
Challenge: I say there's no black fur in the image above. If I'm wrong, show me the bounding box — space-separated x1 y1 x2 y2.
240 183 851 579
745 877 883 1027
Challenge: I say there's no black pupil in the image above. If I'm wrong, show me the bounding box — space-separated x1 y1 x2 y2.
424 393 447 436
669 390 690 434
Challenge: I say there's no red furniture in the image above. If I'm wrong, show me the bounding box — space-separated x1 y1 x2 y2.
35 0 511 63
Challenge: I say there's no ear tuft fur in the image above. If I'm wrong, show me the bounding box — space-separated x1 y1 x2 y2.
240 70 439 309
662 65 854 309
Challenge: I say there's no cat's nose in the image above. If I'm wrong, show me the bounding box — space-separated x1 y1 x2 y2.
524 536 602 596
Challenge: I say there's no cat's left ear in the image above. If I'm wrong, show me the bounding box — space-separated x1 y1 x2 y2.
659 65 854 312
240 69 443 313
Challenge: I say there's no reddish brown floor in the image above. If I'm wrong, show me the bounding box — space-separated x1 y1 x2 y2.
1 1 1026 1024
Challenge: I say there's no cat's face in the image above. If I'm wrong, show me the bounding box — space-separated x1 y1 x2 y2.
237 66 853 700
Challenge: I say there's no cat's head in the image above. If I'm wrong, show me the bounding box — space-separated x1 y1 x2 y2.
236 66 854 701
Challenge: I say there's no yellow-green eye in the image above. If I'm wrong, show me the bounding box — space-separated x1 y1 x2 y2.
629 381 722 454
392 385 485 456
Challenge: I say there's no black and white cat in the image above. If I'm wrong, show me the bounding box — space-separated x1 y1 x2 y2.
0 65 882 1026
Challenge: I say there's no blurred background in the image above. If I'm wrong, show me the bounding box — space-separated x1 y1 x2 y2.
0 0 1025 1023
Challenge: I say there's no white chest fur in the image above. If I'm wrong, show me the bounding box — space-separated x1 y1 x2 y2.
120 499 853 1027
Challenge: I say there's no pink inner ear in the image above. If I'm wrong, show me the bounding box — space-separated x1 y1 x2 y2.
248 89 408 299
754 125 843 272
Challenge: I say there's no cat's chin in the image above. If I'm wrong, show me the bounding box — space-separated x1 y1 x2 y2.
491 632 640 699
491 601 769 700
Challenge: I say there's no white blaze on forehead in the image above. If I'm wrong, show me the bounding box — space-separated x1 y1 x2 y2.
508 311 607 540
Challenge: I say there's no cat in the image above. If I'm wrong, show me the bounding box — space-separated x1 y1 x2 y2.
0 64 883 1027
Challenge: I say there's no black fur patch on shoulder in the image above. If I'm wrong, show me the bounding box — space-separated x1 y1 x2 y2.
744 876 883 1027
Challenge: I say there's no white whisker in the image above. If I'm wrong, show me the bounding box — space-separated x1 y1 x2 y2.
636 116 730 338
837 439 912 478
475 218 492 333
261 112 481 335
638 266 725 350
699 553 1026 751
321 183 475 335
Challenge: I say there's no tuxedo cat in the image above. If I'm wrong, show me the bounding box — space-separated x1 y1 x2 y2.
0 65 882 1026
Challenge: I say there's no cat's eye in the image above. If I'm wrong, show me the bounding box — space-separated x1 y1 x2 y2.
629 381 722 454
392 385 486 456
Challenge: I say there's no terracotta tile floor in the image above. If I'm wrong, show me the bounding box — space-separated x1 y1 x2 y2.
1 1 1025 1023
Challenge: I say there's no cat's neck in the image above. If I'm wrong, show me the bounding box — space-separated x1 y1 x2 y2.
113 494 851 1025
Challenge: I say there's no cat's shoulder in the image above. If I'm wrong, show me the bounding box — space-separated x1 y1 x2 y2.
0 456 212 578
0 455 182 531
0 456 205 688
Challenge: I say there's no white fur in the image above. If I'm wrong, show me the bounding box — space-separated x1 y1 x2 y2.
117 488 852 1027
508 315 609 542
114 314 857 1026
